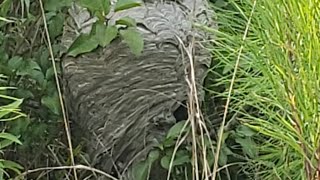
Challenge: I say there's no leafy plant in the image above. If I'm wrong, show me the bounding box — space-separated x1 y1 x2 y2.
0 0 68 177
67 0 143 57
132 120 246 180
131 120 193 180
0 0 146 178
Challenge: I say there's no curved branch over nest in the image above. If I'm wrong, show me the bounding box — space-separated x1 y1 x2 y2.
62 0 213 179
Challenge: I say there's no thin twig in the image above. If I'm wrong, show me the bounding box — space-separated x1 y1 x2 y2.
38 0 78 179
211 1 257 180
166 121 190 180
176 36 200 180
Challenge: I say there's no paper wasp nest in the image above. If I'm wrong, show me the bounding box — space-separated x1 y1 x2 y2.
62 0 213 179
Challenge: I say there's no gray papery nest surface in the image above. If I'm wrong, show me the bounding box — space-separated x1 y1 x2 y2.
62 0 213 179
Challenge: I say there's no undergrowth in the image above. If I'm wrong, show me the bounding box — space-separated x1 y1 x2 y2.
0 0 319 179
0 85 25 179
207 0 320 179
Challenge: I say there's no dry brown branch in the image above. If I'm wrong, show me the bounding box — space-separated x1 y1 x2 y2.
38 0 77 179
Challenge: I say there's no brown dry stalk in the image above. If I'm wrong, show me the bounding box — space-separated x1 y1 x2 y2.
175 32 213 179
38 0 77 179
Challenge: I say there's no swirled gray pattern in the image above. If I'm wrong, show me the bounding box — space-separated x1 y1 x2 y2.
62 0 213 179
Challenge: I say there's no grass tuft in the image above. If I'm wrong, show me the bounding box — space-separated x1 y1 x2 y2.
207 0 320 179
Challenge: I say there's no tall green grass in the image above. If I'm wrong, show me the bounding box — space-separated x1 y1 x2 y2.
208 0 320 179
0 85 25 179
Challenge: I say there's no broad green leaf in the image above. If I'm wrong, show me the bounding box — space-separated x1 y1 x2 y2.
44 80 58 95
67 33 99 57
161 150 190 170
0 31 5 43
16 59 42 78
7 56 23 70
207 149 215 167
28 60 42 71
131 150 159 180
218 145 232 166
236 125 256 137
221 131 230 143
78 0 110 15
160 156 171 169
203 135 216 147
53 61 62 74
41 93 61 115
0 0 12 17
45 11 56 21
116 16 137 27
7 117 30 136
29 70 45 85
166 120 188 139
0 66 10 76
94 11 105 22
100 26 117 46
52 44 63 57
114 0 141 12
93 22 118 47
39 48 50 71
160 156 171 170
147 150 160 163
214 0 229 8
218 148 228 166
44 0 72 11
132 161 149 180
223 145 233 156
45 67 54 80
48 13 65 39
171 150 190 166
0 139 14 149
162 137 176 147
164 148 174 156
120 27 143 55
235 137 257 158
0 133 22 145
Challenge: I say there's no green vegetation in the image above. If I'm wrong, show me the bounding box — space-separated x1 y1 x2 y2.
0 0 142 178
0 0 67 178
0 87 25 179
67 0 143 56
0 0 319 179
207 0 320 179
